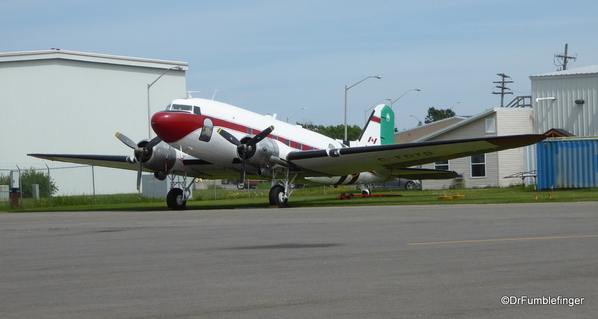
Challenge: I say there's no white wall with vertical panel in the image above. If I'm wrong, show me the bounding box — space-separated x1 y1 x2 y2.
531 66 598 137
0 50 188 195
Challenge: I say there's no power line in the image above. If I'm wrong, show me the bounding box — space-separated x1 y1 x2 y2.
492 73 513 107
554 43 577 71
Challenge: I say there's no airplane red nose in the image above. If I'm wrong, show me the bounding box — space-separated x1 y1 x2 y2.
151 112 204 143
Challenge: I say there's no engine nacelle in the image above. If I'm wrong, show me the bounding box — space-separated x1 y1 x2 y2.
256 168 271 178
241 137 280 169
154 170 168 180
127 140 182 179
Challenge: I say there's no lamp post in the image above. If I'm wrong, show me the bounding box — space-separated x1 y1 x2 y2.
410 114 422 126
147 66 183 138
344 75 382 141
364 98 391 123
390 88 421 110
287 107 307 123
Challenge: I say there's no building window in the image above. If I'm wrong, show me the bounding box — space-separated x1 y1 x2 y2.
485 118 496 133
471 154 486 178
435 160 449 170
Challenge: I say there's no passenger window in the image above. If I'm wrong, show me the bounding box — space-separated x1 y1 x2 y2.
193 106 201 115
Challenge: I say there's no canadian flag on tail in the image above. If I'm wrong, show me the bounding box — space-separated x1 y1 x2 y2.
357 104 395 146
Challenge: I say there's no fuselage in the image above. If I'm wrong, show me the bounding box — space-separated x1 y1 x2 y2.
151 98 343 170
151 98 390 184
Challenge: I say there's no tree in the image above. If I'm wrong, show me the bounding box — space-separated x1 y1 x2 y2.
424 107 456 124
0 169 58 198
297 122 362 141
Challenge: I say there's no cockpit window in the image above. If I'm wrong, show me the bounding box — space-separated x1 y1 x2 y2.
167 104 201 115
170 104 193 112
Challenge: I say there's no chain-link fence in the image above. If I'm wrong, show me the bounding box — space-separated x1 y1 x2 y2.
0 165 139 200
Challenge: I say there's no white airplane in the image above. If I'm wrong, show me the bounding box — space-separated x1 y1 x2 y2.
29 98 546 209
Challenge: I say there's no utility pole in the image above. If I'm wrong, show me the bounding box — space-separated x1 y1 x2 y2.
493 73 513 107
554 43 577 71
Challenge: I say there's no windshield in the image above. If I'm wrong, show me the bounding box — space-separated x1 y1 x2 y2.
169 104 192 112
168 104 201 115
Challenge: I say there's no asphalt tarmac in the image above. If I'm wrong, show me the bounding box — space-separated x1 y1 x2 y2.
1 202 596 318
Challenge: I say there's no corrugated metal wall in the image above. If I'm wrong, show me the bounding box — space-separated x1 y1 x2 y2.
532 73 598 136
522 145 537 186
0 54 187 195
537 138 598 189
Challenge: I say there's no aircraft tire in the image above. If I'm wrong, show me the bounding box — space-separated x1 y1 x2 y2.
167 188 187 210
269 185 288 208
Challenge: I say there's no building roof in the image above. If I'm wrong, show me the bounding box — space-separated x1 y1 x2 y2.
413 107 532 142
395 116 467 143
0 49 188 70
413 108 497 142
530 65 598 78
544 128 575 138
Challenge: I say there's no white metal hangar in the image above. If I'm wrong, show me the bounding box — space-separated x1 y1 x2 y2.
531 65 598 137
0 49 188 195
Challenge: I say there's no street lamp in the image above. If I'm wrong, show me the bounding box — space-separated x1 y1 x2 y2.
147 66 183 138
287 107 307 123
410 114 423 126
344 75 382 141
364 98 391 123
390 88 421 110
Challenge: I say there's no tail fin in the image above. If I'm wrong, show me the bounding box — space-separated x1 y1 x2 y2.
358 104 395 146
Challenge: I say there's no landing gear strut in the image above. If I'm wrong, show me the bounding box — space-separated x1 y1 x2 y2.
269 169 296 208
359 183 373 195
166 174 194 210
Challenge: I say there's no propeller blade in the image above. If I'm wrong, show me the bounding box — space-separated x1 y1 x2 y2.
116 132 152 192
136 162 143 191
145 136 162 149
238 156 246 189
115 132 138 149
217 128 242 146
218 125 274 190
247 126 274 147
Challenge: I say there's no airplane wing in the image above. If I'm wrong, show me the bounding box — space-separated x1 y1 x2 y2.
27 154 241 180
28 154 137 170
287 134 545 176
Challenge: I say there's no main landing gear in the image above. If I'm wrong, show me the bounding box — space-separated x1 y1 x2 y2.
166 174 194 210
359 183 373 195
269 169 297 208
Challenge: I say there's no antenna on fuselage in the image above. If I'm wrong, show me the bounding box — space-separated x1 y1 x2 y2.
187 91 200 98
211 89 218 100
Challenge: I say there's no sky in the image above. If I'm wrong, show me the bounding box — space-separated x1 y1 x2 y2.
2 0 597 130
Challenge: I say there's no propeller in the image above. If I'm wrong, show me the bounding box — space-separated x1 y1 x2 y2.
115 132 162 191
217 126 274 188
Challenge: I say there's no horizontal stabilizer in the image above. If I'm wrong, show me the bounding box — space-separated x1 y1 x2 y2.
390 167 459 180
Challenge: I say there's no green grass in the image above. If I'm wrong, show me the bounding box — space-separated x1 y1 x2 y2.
2 185 598 213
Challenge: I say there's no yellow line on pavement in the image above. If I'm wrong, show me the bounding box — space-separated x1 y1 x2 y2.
408 234 598 245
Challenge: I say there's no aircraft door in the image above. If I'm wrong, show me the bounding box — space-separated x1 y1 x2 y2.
199 118 214 142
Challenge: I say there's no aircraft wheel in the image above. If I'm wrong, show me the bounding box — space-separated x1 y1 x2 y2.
167 188 187 210
361 189 371 195
269 185 288 208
